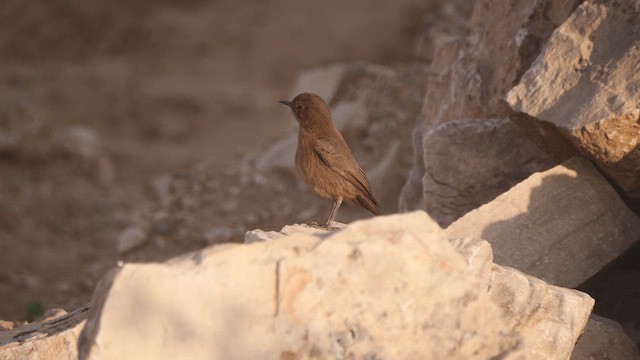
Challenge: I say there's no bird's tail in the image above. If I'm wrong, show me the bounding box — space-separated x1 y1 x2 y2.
355 194 382 216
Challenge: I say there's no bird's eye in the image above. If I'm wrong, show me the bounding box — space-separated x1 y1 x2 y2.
295 104 304 111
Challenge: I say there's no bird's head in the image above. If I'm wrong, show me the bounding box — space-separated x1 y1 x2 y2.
279 92 332 129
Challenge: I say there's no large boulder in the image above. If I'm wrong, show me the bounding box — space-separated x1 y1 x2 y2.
506 0 640 211
420 118 554 226
400 0 580 224
446 157 640 288
76 212 593 359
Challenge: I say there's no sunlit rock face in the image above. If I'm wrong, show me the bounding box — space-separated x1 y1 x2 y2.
72 212 593 360
506 0 640 211
446 157 640 288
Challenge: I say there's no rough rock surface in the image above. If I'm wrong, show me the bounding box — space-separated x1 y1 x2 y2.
572 314 640 360
421 118 554 226
400 0 580 224
506 0 640 211
0 305 89 360
245 222 347 244
415 0 472 63
446 157 640 288
77 212 593 360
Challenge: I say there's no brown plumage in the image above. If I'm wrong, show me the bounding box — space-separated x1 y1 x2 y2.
279 92 381 227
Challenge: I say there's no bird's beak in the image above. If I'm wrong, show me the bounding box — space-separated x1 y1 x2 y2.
279 100 293 108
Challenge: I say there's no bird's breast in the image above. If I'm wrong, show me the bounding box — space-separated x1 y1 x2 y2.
295 139 337 200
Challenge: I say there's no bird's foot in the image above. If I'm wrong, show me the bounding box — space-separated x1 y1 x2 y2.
305 222 327 230
305 222 340 231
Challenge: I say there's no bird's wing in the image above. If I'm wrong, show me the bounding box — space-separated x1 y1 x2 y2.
314 136 376 202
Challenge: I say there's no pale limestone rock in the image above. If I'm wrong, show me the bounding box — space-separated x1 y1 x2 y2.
572 315 640 360
450 235 595 360
54 125 103 161
446 157 640 288
79 212 593 360
506 0 640 210
289 64 347 103
400 0 578 220
0 305 89 360
448 236 493 285
487 265 592 359
244 222 346 244
116 225 148 254
0 320 23 331
252 130 297 174
244 229 281 243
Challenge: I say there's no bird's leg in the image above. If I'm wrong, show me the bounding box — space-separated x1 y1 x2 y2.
323 199 343 228
305 199 343 230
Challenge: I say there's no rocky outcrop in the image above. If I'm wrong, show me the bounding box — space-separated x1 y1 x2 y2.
446 157 640 288
420 118 554 226
0 305 89 360
415 0 472 63
506 0 640 211
400 0 580 225
4 1 640 358
73 212 593 360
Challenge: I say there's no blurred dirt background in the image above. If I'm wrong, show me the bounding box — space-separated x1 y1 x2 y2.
0 0 442 321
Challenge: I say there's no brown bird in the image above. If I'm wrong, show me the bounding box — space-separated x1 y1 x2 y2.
279 92 381 228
